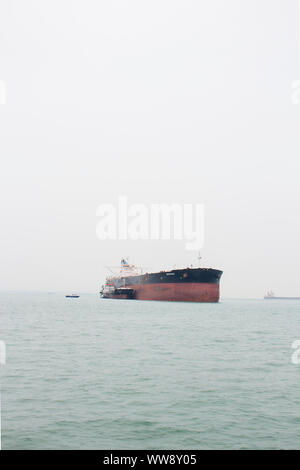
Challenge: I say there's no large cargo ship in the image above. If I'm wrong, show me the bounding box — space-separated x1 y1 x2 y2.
100 259 223 302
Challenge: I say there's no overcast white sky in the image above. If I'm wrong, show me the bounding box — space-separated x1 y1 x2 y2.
0 0 300 297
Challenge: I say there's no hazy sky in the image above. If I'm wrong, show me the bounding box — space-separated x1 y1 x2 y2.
1 0 300 297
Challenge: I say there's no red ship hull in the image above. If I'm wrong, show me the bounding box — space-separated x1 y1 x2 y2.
104 282 219 302
132 282 219 302
101 266 222 303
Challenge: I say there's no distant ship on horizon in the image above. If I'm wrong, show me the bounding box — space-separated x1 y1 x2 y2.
264 290 300 300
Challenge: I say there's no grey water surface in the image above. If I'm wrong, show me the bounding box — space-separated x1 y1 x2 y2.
1 292 300 449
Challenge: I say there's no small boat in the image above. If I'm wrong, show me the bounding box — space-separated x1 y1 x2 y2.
65 294 80 298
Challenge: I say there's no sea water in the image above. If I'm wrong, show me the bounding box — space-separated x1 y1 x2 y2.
1 292 300 449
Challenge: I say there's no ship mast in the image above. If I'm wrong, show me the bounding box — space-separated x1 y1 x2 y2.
197 251 202 267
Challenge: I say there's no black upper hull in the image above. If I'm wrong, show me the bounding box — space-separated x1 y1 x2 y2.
111 267 222 289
